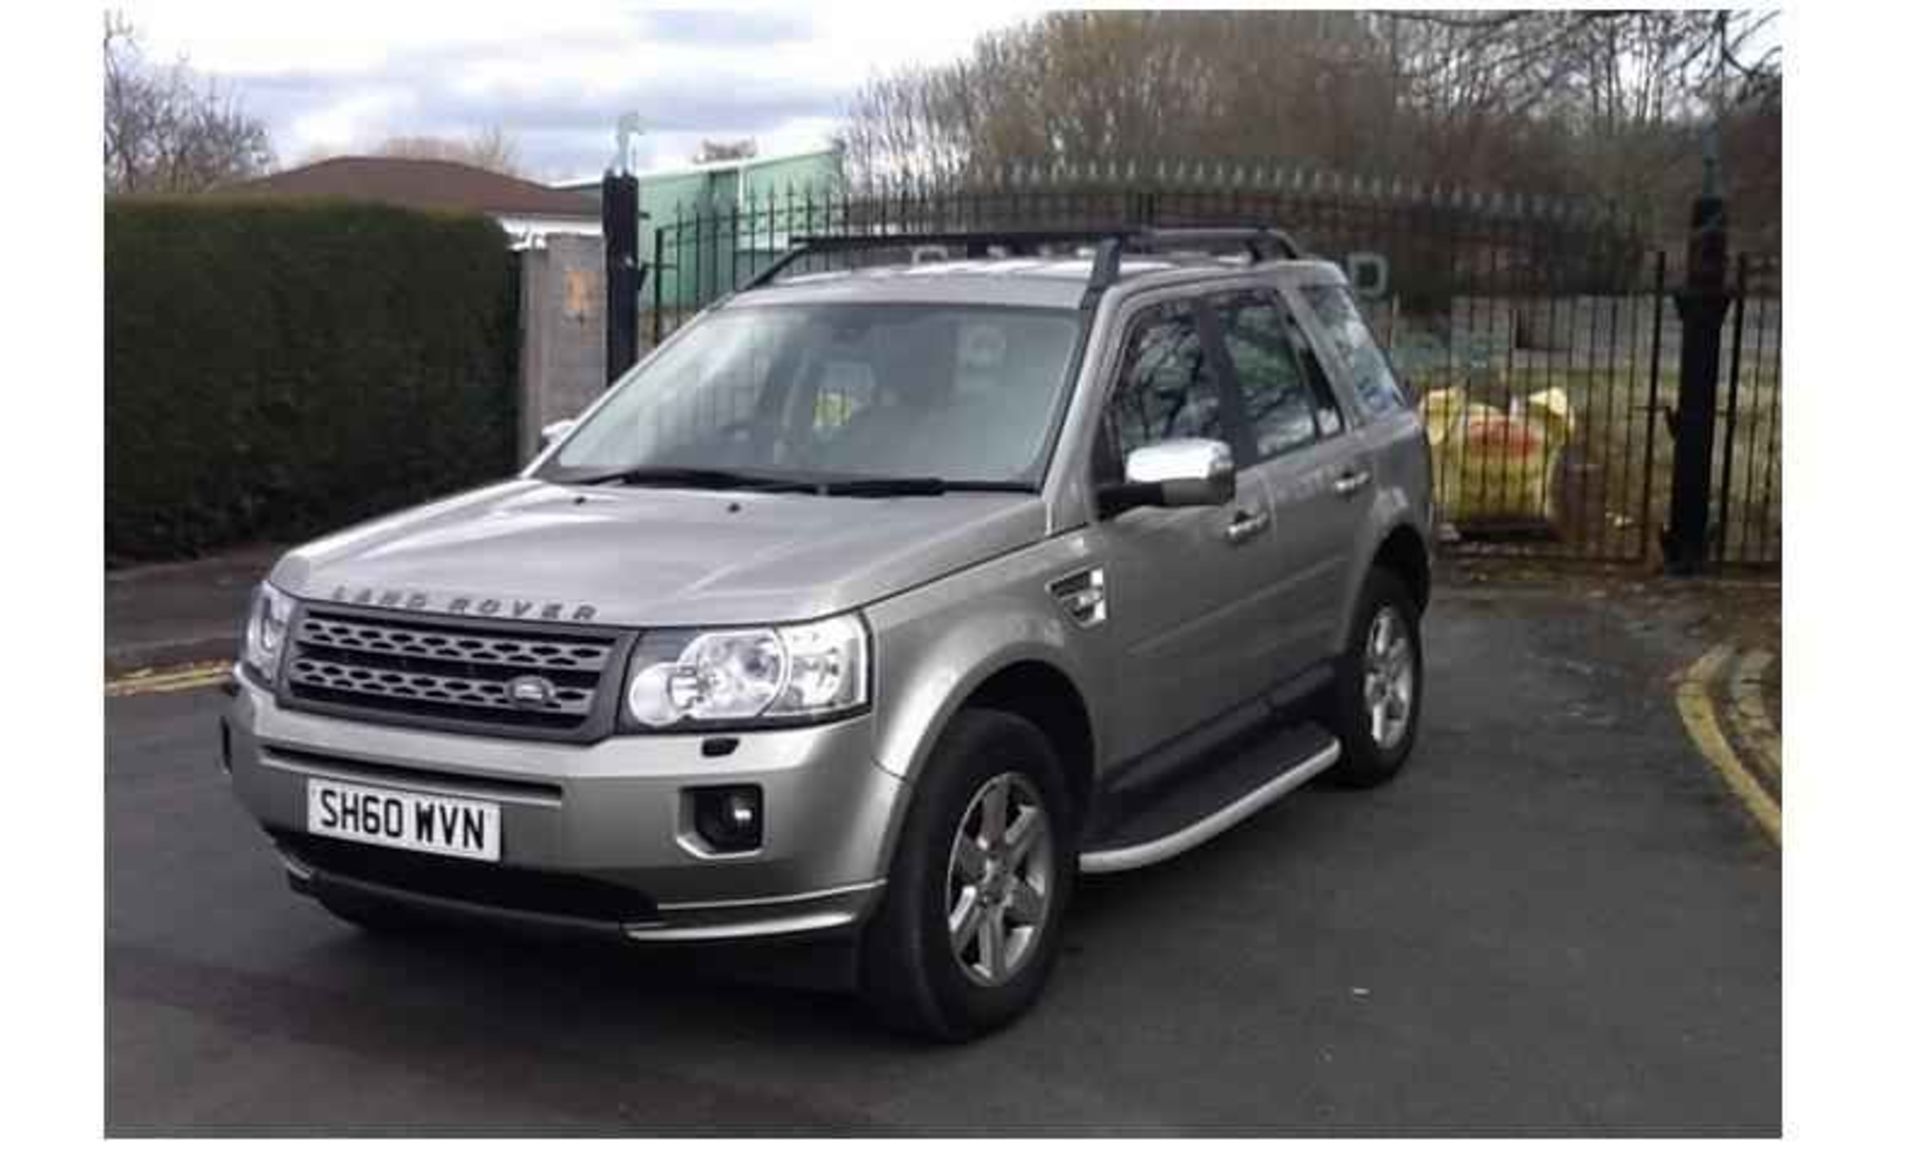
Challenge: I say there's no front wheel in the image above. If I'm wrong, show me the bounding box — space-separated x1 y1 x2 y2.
858 709 1074 1041
1323 568 1424 788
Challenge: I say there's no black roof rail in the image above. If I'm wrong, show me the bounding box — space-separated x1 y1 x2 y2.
1137 226 1301 262
741 229 1126 292
1079 227 1302 305
738 224 1305 308
1084 238 1126 308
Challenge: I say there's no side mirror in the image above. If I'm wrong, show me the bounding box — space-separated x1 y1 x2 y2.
1098 437 1235 517
540 419 577 447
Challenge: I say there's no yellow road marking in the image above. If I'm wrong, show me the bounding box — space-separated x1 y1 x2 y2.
105 662 233 697
1730 649 1783 784
1674 644 1781 845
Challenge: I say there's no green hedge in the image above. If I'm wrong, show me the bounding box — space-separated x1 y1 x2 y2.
106 199 519 564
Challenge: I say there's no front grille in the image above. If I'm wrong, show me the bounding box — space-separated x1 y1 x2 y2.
286 657 598 718
281 604 628 739
275 830 657 924
295 616 614 670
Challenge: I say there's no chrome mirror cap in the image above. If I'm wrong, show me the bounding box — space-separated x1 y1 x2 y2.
540 419 577 446
1123 437 1235 508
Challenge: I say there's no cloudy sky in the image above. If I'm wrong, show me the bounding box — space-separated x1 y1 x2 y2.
116 1 1052 182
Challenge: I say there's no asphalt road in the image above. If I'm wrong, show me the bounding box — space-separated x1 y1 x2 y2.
106 584 1781 1134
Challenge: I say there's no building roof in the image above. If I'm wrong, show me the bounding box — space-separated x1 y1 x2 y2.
222 157 599 219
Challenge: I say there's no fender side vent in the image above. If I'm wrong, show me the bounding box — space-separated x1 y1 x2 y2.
1049 567 1107 628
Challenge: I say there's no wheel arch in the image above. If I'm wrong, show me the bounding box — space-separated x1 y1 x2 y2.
873 632 1099 828
955 660 1096 828
1370 522 1431 612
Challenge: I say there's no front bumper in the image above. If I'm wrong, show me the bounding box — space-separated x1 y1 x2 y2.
223 672 907 942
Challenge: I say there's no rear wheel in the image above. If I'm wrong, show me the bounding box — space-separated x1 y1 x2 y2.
1323 568 1423 787
858 709 1074 1041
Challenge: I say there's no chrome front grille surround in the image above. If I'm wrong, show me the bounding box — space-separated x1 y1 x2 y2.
279 605 631 739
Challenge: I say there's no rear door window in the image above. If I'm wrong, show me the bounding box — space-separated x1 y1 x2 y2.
1211 289 1344 462
1301 283 1407 420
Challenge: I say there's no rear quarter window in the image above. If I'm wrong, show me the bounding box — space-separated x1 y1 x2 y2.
1301 283 1407 421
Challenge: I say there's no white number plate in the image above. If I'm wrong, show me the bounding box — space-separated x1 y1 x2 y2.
306 778 500 862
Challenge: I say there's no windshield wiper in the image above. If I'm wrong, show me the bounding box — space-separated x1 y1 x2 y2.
818 477 1036 497
563 466 1036 498
567 465 820 492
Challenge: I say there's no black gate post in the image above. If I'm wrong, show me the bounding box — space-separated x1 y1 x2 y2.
1125 188 1159 229
602 171 642 384
650 224 666 347
1661 150 1732 575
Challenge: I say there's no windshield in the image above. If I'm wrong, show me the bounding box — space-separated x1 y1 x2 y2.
542 303 1085 489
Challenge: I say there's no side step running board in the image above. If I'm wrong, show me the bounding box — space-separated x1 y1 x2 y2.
1079 724 1341 874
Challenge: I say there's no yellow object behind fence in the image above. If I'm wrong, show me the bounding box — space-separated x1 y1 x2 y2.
1419 387 1576 528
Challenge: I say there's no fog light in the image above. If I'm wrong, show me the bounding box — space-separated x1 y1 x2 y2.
691 785 763 853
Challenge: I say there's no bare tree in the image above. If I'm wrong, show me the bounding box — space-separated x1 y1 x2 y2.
103 11 275 195
1375 9 1780 243
837 8 1779 217
375 126 524 175
840 12 1412 184
692 138 759 164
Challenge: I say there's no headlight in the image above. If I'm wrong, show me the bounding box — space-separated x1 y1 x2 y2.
625 612 869 729
241 582 294 684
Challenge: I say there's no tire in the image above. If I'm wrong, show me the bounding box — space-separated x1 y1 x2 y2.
1322 567 1424 788
858 709 1076 1041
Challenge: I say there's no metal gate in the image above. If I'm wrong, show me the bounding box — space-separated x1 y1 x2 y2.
640 165 1780 569
1709 254 1783 567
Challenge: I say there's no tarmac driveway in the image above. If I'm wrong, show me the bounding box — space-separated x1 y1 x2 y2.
105 582 1780 1134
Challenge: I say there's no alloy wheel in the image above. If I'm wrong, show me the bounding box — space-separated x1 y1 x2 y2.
1362 606 1417 751
945 770 1054 987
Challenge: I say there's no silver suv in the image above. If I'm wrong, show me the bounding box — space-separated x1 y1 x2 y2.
224 227 1432 1039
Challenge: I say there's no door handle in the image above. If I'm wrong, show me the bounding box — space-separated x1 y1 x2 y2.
1223 509 1272 544
1332 467 1372 498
